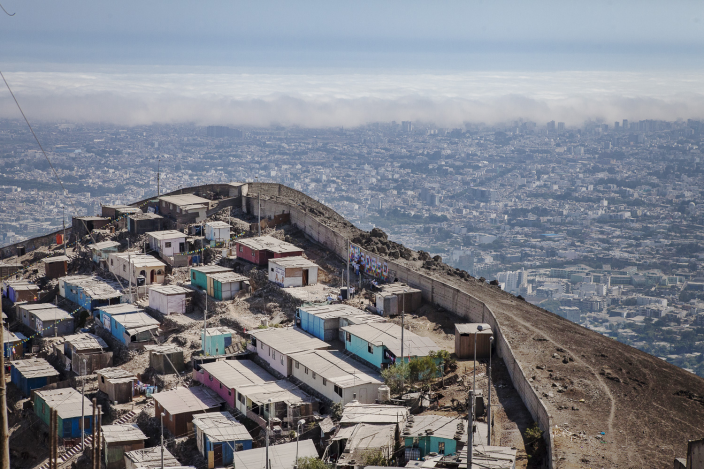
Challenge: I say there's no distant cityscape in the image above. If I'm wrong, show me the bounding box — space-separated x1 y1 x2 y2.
2 118 704 376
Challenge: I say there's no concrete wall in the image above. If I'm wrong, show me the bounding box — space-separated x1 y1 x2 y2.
243 185 557 467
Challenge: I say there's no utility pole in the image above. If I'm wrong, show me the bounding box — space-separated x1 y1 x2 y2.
256 177 261 236
468 389 474 469
346 239 350 292
400 289 408 392
203 293 207 355
128 239 133 303
160 412 165 469
62 205 66 256
0 311 8 469
265 398 271 469
96 405 102 469
81 358 87 450
157 158 161 197
92 399 97 469
488 336 494 446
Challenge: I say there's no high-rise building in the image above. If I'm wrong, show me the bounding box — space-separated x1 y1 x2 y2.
547 121 556 132
622 119 628 130
557 122 565 131
401 121 413 132
614 122 620 130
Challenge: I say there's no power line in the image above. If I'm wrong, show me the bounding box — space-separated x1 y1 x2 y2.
0 2 14 16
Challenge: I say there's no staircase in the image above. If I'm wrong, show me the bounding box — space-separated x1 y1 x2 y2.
37 400 155 469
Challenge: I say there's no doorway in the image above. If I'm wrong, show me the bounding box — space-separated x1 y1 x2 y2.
150 270 156 283
302 269 309 286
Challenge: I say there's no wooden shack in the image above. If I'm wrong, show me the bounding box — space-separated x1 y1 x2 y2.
144 344 185 374
42 255 69 280
375 283 422 316
97 368 137 404
102 424 148 469
454 323 493 359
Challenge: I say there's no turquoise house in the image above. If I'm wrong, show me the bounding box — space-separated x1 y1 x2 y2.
201 326 236 356
403 415 466 459
340 322 441 370
193 412 253 466
189 265 233 290
34 388 93 439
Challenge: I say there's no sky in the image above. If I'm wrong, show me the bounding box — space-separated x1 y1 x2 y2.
0 1 703 126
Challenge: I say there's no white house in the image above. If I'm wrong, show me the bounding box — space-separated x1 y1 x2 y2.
205 221 230 243
268 257 319 288
248 326 329 377
289 349 383 405
108 252 166 285
148 285 190 315
146 230 188 257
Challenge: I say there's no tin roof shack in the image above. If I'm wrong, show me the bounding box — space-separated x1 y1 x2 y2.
236 380 317 431
108 252 166 286
4 281 39 303
402 415 467 459
235 236 303 266
97 368 137 404
33 388 93 439
101 424 148 469
193 412 253 466
375 283 422 317
42 255 69 280
59 275 123 312
289 349 383 406
340 323 441 370
295 304 373 342
332 423 397 469
339 401 410 427
20 304 74 337
454 324 493 359
147 230 188 259
248 326 329 377
72 216 111 240
127 212 165 235
54 333 112 375
148 285 192 315
438 446 517 469
207 272 249 300
3 329 24 359
145 344 185 374
101 204 130 220
193 359 276 409
98 305 160 348
124 447 181 469
10 357 60 396
232 440 318 469
112 207 142 230
205 221 230 243
268 257 319 288
88 241 121 266
189 265 232 290
158 194 212 226
0 262 22 279
153 386 224 437
201 326 237 356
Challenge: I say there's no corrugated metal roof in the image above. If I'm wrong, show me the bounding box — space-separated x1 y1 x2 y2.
340 323 441 357
192 412 252 443
237 236 302 254
11 358 59 379
403 414 466 440
124 447 180 468
288 349 382 388
149 285 190 295
31 307 73 322
250 327 328 355
231 440 317 469
153 386 224 415
35 388 93 419
204 326 236 337
110 253 166 268
113 312 160 329
199 359 276 389
335 423 396 466
455 324 493 335
99 304 143 315
379 283 422 295
190 265 233 274
268 256 317 269
63 333 108 351
206 221 230 228
147 230 187 240
144 344 183 354
340 402 409 425
207 272 249 283
299 304 366 319
96 367 137 381
238 380 313 406
16 303 56 312
42 256 70 264
159 194 210 206
88 241 121 251
101 424 147 444
447 446 517 469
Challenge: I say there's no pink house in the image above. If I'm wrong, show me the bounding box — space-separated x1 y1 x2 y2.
192 359 276 408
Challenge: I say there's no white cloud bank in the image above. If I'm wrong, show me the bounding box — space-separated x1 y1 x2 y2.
1 70 703 127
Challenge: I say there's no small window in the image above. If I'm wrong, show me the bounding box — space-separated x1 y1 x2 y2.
170 413 173 421
101 376 105 383
239 246 243 252
271 268 274 272
260 342 264 349
368 344 373 354
312 372 316 380
346 332 351 342
165 242 171 248
123 265 126 272
209 374 213 381
334 385 342 397
219 382 222 389
252 252 255 257
280 355 284 365
110 259 113 266
192 272 196 280
438 442 445 454
295 361 299 369
304 366 308 374
228 389 232 396
236 443 244 451
322 378 327 386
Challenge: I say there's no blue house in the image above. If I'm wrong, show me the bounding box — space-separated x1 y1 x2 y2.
97 304 160 347
296 303 370 341
10 358 60 396
3 329 25 359
403 415 467 459
34 388 93 439
60 275 123 312
201 326 236 356
193 412 253 466
340 322 441 370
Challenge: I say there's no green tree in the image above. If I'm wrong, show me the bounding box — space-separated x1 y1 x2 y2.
297 457 332 469
430 350 456 373
381 362 410 395
408 356 438 390
360 449 389 467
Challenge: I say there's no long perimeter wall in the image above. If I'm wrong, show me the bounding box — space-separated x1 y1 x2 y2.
243 183 557 467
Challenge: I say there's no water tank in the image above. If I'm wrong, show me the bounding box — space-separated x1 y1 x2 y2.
378 385 391 402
